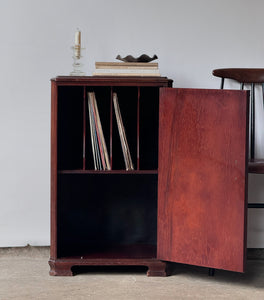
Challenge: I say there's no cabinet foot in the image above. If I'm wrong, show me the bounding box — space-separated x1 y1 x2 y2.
147 261 167 276
49 259 73 276
49 258 167 277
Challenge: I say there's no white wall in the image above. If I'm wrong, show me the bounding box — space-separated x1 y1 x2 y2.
0 0 263 247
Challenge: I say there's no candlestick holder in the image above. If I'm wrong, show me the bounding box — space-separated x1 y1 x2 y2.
70 46 86 76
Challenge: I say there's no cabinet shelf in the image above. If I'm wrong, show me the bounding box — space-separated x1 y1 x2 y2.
58 169 158 175
58 244 157 260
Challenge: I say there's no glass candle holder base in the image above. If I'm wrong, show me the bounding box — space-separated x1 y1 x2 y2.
70 70 86 76
70 47 86 76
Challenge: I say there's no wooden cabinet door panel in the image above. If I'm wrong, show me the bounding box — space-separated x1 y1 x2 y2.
157 88 249 272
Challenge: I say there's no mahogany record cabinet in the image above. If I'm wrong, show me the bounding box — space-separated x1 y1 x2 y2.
49 76 249 276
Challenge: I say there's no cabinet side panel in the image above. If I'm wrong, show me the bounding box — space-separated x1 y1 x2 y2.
50 81 58 259
157 88 248 272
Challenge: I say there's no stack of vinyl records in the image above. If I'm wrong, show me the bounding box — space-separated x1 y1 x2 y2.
88 92 134 170
87 92 111 170
112 93 134 170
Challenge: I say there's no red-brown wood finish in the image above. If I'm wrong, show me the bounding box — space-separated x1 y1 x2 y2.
50 80 58 260
49 258 167 277
52 76 173 87
157 88 249 272
49 245 167 276
49 76 172 276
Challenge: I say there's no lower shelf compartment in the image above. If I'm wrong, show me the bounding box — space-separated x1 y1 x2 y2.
57 174 158 258
58 244 157 260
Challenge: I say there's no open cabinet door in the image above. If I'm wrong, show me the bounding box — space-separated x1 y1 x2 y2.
157 88 249 272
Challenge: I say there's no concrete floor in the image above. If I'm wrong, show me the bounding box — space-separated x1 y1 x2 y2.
0 246 264 300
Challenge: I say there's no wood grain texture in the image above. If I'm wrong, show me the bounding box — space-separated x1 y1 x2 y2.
157 88 249 272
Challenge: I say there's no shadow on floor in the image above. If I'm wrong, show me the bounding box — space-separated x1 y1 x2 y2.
169 260 264 289
71 260 264 289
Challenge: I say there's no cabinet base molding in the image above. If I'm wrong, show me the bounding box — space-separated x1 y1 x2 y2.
48 258 167 277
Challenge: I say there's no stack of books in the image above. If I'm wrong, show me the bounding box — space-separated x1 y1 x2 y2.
93 62 160 77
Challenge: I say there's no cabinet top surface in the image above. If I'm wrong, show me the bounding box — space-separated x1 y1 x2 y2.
51 76 173 86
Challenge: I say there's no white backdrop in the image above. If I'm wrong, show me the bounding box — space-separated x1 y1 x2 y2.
0 0 263 247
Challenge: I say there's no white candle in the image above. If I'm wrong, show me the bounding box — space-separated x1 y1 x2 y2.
75 29 81 46
74 28 81 59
